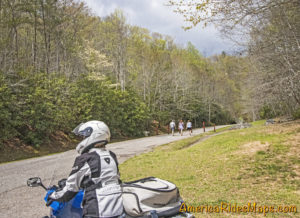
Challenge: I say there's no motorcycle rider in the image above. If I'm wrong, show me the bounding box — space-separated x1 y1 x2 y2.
47 120 123 218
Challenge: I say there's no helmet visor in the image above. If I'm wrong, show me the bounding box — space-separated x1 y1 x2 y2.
72 123 84 135
72 124 93 138
78 127 93 138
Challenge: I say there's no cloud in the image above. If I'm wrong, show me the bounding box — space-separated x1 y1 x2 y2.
82 0 235 56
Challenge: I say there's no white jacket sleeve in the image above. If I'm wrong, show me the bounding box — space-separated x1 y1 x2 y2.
49 155 91 202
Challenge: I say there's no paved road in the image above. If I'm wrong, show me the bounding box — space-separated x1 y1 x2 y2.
0 126 227 218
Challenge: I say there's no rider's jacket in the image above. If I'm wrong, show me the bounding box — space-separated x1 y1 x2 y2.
49 148 123 218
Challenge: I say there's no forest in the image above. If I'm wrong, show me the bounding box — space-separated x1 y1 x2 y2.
0 0 299 148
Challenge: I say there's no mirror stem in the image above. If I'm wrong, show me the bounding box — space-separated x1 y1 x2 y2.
40 183 47 191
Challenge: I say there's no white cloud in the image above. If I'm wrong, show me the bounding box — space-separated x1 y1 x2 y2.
82 0 235 56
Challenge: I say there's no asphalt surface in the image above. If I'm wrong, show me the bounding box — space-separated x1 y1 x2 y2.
0 126 227 218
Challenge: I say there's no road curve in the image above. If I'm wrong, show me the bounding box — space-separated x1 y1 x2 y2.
0 126 227 218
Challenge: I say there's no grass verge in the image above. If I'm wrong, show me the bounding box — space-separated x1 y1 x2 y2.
120 120 300 217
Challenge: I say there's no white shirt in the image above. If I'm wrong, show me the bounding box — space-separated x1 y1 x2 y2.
178 122 184 129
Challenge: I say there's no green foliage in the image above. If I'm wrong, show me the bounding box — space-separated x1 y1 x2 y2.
0 0 246 150
72 76 150 137
293 108 300 119
0 70 150 146
3 72 75 146
259 105 275 119
0 72 15 142
210 104 234 125
186 102 234 126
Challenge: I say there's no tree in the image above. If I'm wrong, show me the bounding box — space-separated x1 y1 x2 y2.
101 10 129 91
168 0 300 118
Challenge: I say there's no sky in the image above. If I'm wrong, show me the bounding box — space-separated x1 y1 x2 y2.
82 0 236 56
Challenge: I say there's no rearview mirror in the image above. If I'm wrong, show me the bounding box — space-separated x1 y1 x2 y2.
27 177 42 187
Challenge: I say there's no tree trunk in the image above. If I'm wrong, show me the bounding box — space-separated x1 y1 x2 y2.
41 0 49 73
208 101 211 123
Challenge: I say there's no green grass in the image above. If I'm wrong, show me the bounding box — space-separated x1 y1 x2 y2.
251 120 266 126
120 121 300 217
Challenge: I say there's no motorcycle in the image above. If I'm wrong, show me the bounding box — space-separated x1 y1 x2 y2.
27 177 194 218
27 177 83 218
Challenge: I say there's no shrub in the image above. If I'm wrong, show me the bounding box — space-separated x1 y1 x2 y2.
293 108 300 119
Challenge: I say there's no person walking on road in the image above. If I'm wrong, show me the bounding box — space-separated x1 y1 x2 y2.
186 120 192 136
178 120 184 136
170 120 176 136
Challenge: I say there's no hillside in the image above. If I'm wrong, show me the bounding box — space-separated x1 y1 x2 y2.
120 120 300 217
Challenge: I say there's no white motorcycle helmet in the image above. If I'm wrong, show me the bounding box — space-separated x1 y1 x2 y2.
72 120 111 154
